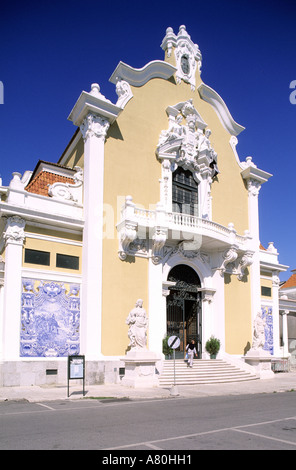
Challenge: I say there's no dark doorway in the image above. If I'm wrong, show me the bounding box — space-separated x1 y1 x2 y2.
166 264 202 358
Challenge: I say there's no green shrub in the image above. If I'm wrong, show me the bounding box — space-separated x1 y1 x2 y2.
205 336 220 356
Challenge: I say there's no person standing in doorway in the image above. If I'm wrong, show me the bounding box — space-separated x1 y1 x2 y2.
186 340 197 367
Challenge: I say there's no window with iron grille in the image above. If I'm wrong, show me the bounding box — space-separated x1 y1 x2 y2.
172 166 198 215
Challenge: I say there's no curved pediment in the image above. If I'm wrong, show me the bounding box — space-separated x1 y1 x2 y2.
109 60 176 87
198 83 245 136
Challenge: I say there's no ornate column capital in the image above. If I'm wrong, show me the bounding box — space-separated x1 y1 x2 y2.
3 216 26 246
247 178 261 197
80 113 110 142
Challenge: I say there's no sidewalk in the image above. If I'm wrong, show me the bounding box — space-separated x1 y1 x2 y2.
1 372 296 403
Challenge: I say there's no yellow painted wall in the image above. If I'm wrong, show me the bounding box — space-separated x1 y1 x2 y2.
61 50 251 356
210 136 248 235
100 72 250 354
62 136 84 170
101 250 148 354
224 273 252 354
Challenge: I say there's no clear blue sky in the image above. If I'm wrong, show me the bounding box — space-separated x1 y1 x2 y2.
0 0 295 279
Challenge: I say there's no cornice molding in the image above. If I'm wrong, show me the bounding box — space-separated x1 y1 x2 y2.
68 83 122 127
240 164 272 186
109 60 176 87
198 83 245 136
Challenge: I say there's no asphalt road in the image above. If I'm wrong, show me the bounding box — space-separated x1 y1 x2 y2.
1 392 296 451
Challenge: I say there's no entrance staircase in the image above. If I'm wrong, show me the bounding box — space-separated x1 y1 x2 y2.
158 359 258 386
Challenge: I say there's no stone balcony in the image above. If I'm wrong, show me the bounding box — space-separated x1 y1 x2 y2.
117 196 253 272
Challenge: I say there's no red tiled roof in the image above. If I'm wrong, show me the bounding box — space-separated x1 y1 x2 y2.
25 171 74 197
281 273 296 289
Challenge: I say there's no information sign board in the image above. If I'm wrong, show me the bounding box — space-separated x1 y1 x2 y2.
67 355 85 397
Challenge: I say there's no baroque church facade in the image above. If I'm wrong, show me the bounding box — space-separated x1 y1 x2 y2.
0 26 289 386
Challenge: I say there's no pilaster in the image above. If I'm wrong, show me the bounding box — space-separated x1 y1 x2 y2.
241 160 272 323
68 83 122 360
272 271 281 357
247 179 261 319
2 216 25 360
148 258 165 355
0 257 4 360
80 114 110 359
281 310 290 358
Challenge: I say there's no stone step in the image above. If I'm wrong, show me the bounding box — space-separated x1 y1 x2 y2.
158 359 258 385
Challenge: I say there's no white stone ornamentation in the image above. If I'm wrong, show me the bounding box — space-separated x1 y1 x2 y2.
48 166 83 202
163 241 208 264
0 255 4 286
155 99 219 221
252 311 266 350
3 216 25 246
157 100 218 176
126 299 148 350
115 78 133 108
245 311 274 379
220 245 239 276
152 227 168 265
80 113 110 142
122 300 159 388
118 222 138 261
161 25 202 90
247 178 261 197
237 250 254 280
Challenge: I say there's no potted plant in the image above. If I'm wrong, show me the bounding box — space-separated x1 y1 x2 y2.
162 335 173 359
205 336 220 359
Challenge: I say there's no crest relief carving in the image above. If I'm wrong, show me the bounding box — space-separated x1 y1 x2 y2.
156 99 218 221
156 99 218 179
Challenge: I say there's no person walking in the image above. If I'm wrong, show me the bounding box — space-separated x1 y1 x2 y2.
186 339 197 367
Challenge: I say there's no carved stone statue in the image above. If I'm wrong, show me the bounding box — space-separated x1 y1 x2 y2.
245 310 273 379
252 311 266 350
126 299 148 349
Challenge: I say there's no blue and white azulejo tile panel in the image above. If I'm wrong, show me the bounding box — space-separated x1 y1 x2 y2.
20 278 80 357
261 305 273 355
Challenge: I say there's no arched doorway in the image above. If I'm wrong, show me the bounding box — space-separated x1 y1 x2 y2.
166 264 202 358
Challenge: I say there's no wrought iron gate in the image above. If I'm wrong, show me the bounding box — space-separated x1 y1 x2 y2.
167 278 202 359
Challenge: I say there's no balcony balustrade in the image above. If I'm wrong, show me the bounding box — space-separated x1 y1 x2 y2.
117 196 251 266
